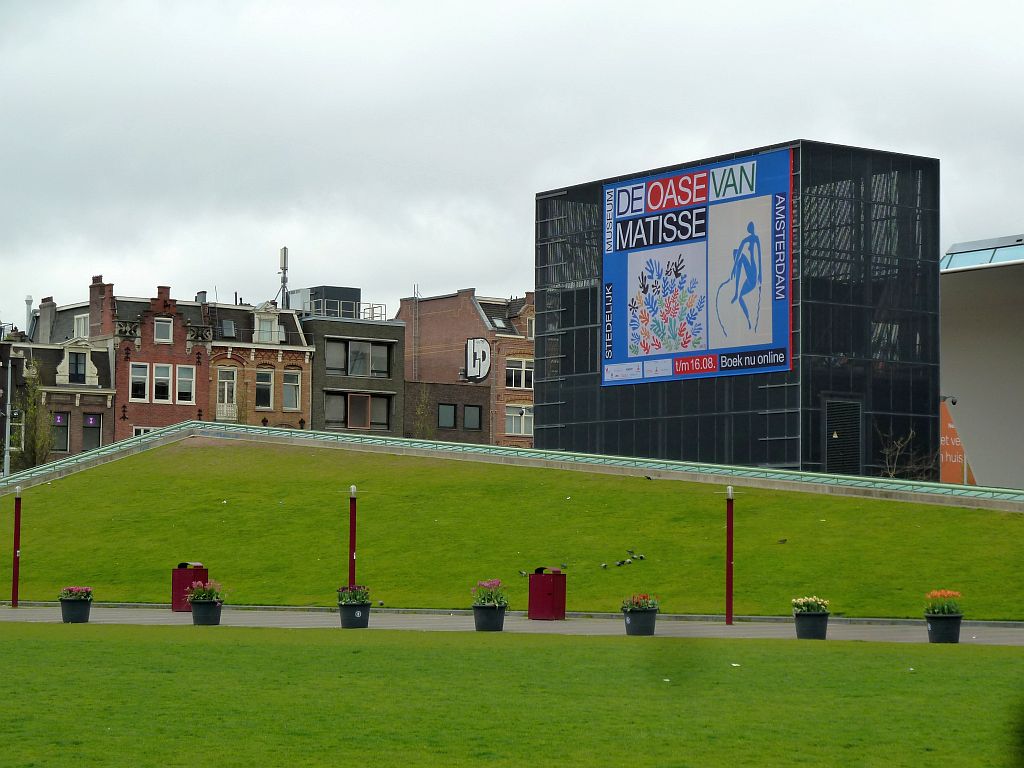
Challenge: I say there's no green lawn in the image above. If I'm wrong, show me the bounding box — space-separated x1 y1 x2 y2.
1 439 1022 618
0 623 1021 767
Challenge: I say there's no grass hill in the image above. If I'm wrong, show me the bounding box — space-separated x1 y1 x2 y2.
2 437 1022 618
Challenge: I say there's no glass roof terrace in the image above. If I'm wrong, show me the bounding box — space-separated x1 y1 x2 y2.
941 235 1024 270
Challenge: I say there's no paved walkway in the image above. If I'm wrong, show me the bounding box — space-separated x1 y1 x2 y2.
3 604 1024 645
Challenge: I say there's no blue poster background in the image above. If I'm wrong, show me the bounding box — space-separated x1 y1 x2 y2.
601 148 792 386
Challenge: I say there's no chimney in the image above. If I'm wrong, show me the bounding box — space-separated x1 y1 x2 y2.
89 275 116 336
157 286 170 302
37 297 56 343
25 295 32 331
196 290 207 304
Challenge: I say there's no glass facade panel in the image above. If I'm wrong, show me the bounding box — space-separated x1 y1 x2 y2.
989 244 1024 264
535 141 939 479
945 249 993 269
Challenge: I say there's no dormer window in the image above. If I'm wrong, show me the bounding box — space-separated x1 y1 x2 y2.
256 317 276 343
154 317 173 344
73 314 89 339
493 317 507 330
69 352 87 384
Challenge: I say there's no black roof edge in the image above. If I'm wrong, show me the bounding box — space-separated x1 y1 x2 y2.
535 139 939 198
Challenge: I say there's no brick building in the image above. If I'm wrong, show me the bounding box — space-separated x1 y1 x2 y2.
204 299 314 429
102 282 213 440
396 288 535 447
13 294 116 459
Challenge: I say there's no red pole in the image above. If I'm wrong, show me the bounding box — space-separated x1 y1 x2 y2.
12 486 22 608
348 485 357 587
725 485 734 626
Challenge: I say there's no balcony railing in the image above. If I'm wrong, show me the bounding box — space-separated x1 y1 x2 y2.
298 299 388 321
215 403 238 422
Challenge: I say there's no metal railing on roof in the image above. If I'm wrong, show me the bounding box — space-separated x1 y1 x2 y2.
3 421 1023 509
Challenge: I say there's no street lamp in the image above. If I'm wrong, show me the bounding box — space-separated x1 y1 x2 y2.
348 485 358 587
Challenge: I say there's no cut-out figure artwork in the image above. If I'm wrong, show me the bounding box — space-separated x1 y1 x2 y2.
715 221 762 337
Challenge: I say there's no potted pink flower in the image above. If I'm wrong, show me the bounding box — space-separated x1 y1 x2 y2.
58 586 93 623
471 579 509 631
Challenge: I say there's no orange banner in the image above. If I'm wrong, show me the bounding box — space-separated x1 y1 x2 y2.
939 401 976 485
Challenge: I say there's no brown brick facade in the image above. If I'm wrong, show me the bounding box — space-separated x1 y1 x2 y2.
207 347 311 429
113 287 211 440
397 288 534 447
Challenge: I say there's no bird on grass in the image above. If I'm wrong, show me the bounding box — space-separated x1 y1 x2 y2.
636 554 646 560
615 560 625 567
625 558 633 565
777 538 788 544
518 570 528 577
626 549 635 556
601 563 608 569
560 563 569 570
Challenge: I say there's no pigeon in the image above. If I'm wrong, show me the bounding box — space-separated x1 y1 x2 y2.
378 600 384 606
560 563 568 570
601 563 608 569
626 549 635 556
625 558 633 565
777 538 788 544
615 560 625 567
636 554 645 560
518 570 528 577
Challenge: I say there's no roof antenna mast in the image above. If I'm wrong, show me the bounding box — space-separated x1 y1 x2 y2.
276 246 289 309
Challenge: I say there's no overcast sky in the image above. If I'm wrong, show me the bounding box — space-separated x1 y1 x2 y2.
1 1 1020 327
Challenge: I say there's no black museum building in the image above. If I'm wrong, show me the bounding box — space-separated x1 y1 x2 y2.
534 140 940 478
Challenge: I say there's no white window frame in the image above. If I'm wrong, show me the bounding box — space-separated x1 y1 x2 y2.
176 365 195 404
283 370 301 411
256 316 276 343
130 363 149 402
153 364 172 403
154 317 173 344
132 426 155 437
505 358 534 390
527 317 535 340
255 369 274 410
216 367 238 421
73 313 89 339
505 405 534 436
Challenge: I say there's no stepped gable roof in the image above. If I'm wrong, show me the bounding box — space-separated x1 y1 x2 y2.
113 299 150 321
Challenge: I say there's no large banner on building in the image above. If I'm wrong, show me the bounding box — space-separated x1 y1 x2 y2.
601 148 793 386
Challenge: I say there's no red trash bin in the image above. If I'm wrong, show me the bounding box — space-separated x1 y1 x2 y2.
528 567 566 620
171 562 208 612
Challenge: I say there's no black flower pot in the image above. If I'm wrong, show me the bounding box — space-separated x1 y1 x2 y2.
190 600 223 626
623 608 658 636
794 611 829 640
60 599 91 624
473 605 506 631
925 613 962 644
339 602 371 629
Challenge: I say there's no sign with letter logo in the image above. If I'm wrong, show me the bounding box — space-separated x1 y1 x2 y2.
465 338 491 382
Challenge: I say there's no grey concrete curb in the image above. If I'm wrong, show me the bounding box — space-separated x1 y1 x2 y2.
3 600 1022 628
